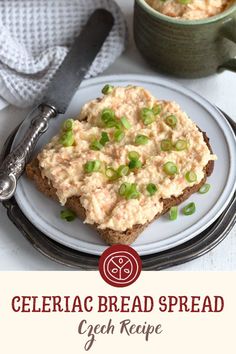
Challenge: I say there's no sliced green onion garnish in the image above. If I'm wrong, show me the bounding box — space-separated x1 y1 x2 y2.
59 130 74 147
105 119 117 128
199 183 211 194
169 206 178 221
144 117 155 125
90 139 103 151
175 139 188 151
117 165 129 177
128 151 140 161
126 183 140 200
120 116 131 130
152 104 162 115
63 118 74 131
163 161 178 175
140 108 156 125
119 182 130 196
115 121 123 130
183 202 196 216
102 84 114 95
114 129 125 142
161 139 172 151
99 132 109 146
146 183 158 196
92 160 101 172
105 167 118 180
101 108 115 123
165 114 177 128
99 161 106 174
60 209 76 222
185 171 197 183
84 160 101 173
135 134 149 145
129 159 142 170
118 183 140 199
179 0 191 4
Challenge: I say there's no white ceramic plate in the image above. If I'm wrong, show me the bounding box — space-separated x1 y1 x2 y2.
13 75 236 256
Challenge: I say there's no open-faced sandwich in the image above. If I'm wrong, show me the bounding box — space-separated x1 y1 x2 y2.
26 85 216 245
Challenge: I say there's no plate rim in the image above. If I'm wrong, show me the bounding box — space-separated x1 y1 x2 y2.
13 74 236 256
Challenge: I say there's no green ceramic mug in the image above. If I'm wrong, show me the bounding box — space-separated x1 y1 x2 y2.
134 0 236 77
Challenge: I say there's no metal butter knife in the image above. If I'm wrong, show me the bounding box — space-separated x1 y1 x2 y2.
0 9 114 201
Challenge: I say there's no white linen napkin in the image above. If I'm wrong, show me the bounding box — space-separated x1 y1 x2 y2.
0 0 127 109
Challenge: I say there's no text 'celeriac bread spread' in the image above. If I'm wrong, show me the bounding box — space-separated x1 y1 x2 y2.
26 85 216 245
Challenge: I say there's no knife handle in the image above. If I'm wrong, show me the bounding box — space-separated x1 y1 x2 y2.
0 104 57 201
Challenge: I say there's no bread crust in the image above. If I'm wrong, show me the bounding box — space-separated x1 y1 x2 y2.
26 132 214 245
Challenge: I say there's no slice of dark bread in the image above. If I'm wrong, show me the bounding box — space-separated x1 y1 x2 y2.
26 131 214 246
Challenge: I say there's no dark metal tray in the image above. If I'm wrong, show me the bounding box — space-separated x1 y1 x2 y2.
1 110 235 270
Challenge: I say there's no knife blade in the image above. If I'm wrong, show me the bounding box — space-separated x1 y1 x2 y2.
43 9 114 113
0 9 114 201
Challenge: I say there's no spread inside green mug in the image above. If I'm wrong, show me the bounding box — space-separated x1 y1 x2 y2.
145 0 235 21
138 0 236 24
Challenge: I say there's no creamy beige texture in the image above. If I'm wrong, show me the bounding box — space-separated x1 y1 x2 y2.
145 0 233 20
38 86 216 232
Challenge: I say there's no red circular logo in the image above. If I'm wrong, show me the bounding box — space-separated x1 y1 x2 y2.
99 245 142 287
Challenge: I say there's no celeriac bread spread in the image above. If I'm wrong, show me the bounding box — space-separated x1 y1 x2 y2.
145 0 233 20
37 86 216 232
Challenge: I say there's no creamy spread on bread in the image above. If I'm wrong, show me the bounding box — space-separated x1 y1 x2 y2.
146 0 233 20
37 86 216 232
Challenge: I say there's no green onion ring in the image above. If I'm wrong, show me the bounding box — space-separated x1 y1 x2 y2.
84 160 101 173
60 209 76 222
169 206 178 221
117 165 129 177
199 183 211 194
140 108 156 125
63 118 74 131
105 167 118 180
90 139 103 151
59 130 74 147
152 104 162 115
120 116 131 130
128 151 140 161
185 171 197 183
114 130 125 142
165 115 177 128
146 183 158 196
102 84 114 95
135 134 149 145
175 140 188 151
129 159 142 170
99 132 109 146
183 202 196 216
161 139 172 151
163 161 178 175
119 182 130 196
101 108 115 123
